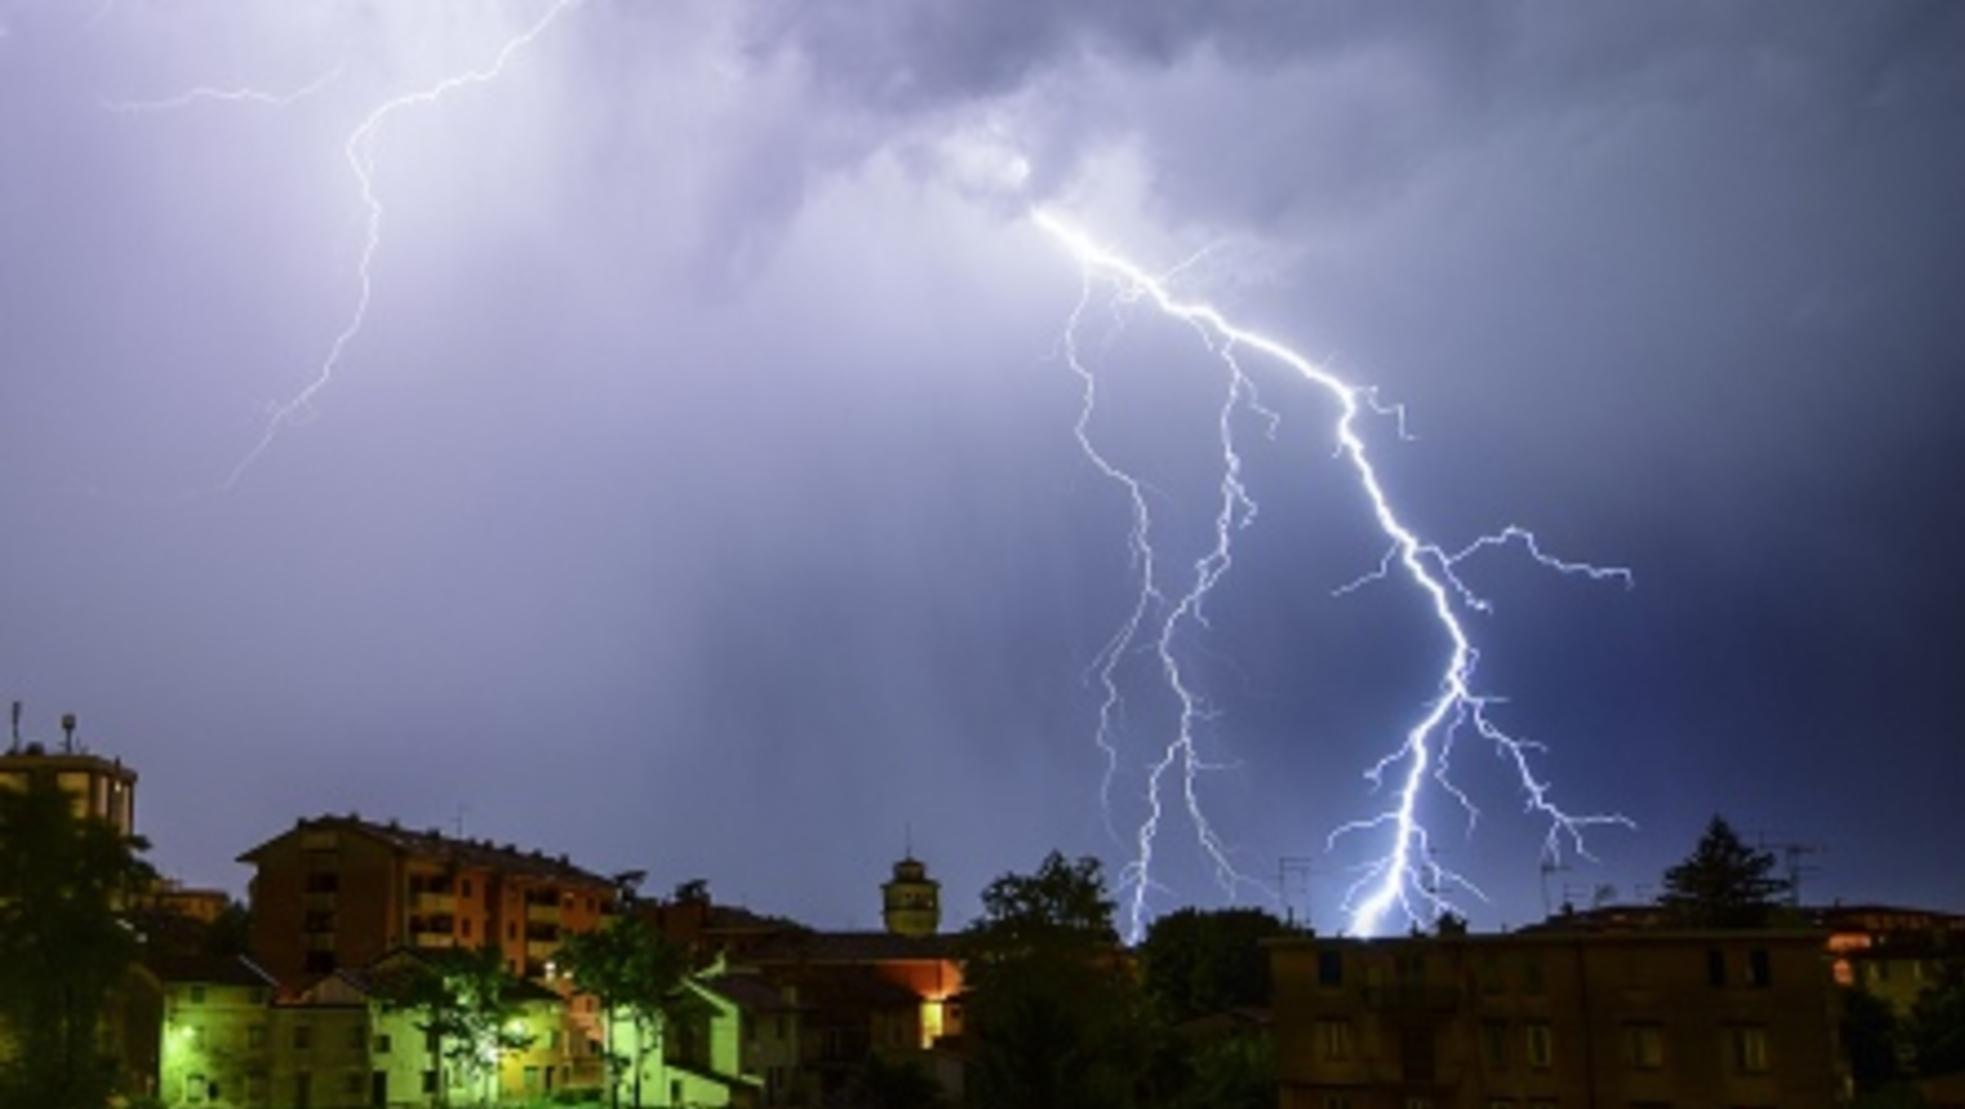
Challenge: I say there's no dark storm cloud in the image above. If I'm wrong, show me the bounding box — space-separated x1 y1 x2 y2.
1 0 1960 931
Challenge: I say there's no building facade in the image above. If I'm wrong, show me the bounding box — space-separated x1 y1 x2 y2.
238 815 617 986
1271 927 1846 1108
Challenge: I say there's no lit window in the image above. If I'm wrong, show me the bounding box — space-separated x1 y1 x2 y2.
1623 1024 1664 1070
1730 1026 1769 1073
1525 1023 1554 1069
1316 1019 1354 1061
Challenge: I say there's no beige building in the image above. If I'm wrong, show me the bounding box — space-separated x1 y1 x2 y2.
1270 926 1846 1109
0 722 137 835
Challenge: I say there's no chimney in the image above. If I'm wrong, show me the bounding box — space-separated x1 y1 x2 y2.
60 713 76 754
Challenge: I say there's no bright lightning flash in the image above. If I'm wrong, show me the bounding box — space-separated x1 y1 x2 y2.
1036 211 1634 939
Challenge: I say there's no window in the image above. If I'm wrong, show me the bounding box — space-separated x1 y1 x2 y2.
189 1025 206 1049
1525 1023 1554 1069
1487 1102 1515 1109
1522 955 1545 995
1318 949 1344 986
304 951 337 975
422 1071 438 1095
1482 1021 1508 1068
461 879 473 898
249 1025 267 1049
186 1073 207 1104
1623 1023 1664 1070
1707 948 1727 987
374 1034 391 1055
508 922 518 942
1749 948 1772 987
188 986 206 1004
1479 956 1504 994
1316 1019 1355 1061
1730 1025 1770 1073
461 917 472 939
294 1024 313 1051
294 1073 312 1109
342 1073 364 1098
247 1073 268 1103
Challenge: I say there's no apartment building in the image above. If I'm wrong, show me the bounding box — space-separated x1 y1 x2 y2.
238 814 617 986
1270 926 1845 1108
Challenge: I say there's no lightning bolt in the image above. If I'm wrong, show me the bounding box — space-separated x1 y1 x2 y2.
108 0 580 489
1036 211 1633 938
101 66 345 113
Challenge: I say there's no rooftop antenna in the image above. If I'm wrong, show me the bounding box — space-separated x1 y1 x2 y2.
60 713 76 754
1276 855 1320 929
8 701 19 754
1752 830 1827 908
904 822 913 859
1539 857 1571 919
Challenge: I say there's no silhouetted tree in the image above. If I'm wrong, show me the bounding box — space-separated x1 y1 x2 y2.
1658 816 1790 926
851 1052 946 1109
1912 958 1965 1078
962 852 1145 1109
0 775 156 1109
1167 1031 1274 1109
558 916 687 1109
1139 907 1287 1023
1842 986 1904 1093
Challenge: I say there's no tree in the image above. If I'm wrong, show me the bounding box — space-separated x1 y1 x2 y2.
1842 986 1904 1093
1139 907 1288 1024
1167 1031 1274 1109
374 947 533 1108
1657 816 1790 927
850 1052 945 1109
962 852 1145 1109
557 916 687 1109
0 774 156 1109
1911 958 1965 1078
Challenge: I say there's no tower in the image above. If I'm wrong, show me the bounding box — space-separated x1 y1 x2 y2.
881 855 940 938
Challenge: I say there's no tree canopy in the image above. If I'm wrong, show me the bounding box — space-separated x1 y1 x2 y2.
0 775 156 1109
1658 815 1791 927
1139 907 1288 1023
557 915 688 1109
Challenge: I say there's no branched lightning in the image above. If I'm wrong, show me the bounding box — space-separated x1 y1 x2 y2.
101 66 345 113
108 1 580 488
1036 211 1632 938
219 0 580 488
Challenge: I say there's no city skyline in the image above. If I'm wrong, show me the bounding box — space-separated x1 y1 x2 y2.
1 1 1960 936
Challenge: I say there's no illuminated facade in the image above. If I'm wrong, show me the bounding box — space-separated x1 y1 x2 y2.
0 741 137 835
880 856 940 938
238 814 616 986
1270 928 1845 1109
1820 903 1965 1017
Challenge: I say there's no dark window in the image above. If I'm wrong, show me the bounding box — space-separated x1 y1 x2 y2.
1522 956 1545 995
1707 949 1727 987
460 879 472 898
421 1071 437 1094
1317 949 1343 986
461 918 472 939
1482 1021 1508 1068
507 921 518 941
293 1025 313 1050
1749 948 1772 987
374 1034 391 1055
304 872 339 893
303 951 336 974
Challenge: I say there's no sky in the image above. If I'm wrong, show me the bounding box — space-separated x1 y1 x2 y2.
1 0 1961 936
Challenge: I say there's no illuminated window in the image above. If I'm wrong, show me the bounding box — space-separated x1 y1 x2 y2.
1525 1023 1554 1068
1730 1026 1769 1073
1316 1019 1355 1061
1623 1023 1664 1069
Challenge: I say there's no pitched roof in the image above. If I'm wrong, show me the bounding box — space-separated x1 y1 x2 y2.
699 973 801 1013
744 930 962 965
144 951 275 988
238 814 614 887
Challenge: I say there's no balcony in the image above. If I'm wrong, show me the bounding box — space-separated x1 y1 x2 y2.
408 915 455 935
526 902 561 924
526 923 560 943
411 892 455 914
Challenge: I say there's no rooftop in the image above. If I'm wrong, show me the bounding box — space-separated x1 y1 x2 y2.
238 814 615 888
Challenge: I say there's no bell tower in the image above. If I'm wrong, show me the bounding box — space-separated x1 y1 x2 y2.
881 855 940 938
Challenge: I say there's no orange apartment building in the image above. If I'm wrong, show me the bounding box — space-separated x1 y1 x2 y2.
238 814 617 987
1270 925 1846 1108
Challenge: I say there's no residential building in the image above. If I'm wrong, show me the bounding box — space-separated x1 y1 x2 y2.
0 712 137 835
238 814 617 986
144 952 278 1108
1819 903 1965 1017
1270 926 1845 1108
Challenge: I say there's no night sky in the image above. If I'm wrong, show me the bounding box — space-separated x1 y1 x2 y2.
2 1 1961 935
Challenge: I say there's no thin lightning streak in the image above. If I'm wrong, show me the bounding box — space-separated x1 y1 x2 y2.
101 66 345 113
217 0 580 489
1035 211 1632 938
